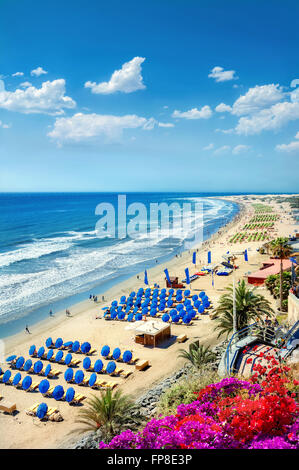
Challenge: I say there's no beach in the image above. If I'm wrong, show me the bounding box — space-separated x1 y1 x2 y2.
0 194 298 449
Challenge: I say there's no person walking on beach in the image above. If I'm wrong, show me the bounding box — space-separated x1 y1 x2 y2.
66 309 71 317
49 309 53 316
25 324 30 334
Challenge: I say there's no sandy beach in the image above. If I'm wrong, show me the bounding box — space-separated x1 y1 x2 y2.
0 194 298 449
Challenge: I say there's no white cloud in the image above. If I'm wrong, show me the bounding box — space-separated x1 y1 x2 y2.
31 66 48 77
214 145 231 155
276 132 299 153
203 143 214 150
0 120 11 128
48 112 157 143
0 79 76 115
172 106 212 120
12 72 24 77
232 84 284 116
85 57 146 94
235 101 299 135
158 122 174 128
232 144 250 155
20 81 32 88
215 103 232 113
208 66 238 82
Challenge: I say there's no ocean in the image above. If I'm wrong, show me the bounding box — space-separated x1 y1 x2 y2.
0 192 239 338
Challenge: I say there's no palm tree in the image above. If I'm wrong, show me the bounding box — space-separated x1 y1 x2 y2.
269 237 292 312
178 340 216 369
214 280 274 338
75 388 145 439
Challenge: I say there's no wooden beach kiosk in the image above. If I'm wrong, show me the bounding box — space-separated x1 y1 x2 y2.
134 321 171 347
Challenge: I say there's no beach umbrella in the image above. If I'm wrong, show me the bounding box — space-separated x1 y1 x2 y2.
72 341 80 353
169 288 174 295
117 306 123 313
63 341 73 349
118 312 125 320
55 350 63 362
94 359 103 373
158 304 165 312
39 379 50 394
37 347 45 358
185 268 190 286
164 268 171 285
15 356 25 369
194 300 201 309
111 311 118 319
22 375 32 390
184 289 190 297
65 387 75 403
88 373 97 387
176 294 183 302
199 291 205 298
184 299 191 306
244 249 248 262
81 342 91 354
150 310 156 317
75 370 84 384
47 349 54 361
127 313 134 322
208 251 211 264
167 299 173 308
162 313 170 323
192 295 198 302
44 364 51 377
6 355 17 363
101 345 110 357
36 403 48 420
183 315 191 324
130 291 136 298
170 308 177 317
172 315 179 323
198 305 205 314
29 345 36 356
23 359 32 372
112 348 121 360
64 368 74 382
12 372 22 387
2 370 11 384
106 361 116 374
133 306 139 314
176 303 184 311
122 350 132 363
64 353 72 365
55 338 63 349
192 252 196 265
45 337 53 348
83 357 91 370
33 360 43 374
111 300 118 306
53 385 64 400
135 313 142 321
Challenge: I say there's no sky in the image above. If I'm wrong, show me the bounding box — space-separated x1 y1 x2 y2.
0 0 299 193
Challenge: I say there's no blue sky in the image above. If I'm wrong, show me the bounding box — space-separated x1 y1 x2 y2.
0 0 299 193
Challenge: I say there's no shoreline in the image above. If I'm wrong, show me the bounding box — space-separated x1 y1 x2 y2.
0 193 297 449
1 197 241 351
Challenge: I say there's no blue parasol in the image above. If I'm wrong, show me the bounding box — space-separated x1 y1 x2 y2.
6 355 17 363
44 364 51 377
15 356 25 369
83 357 91 370
47 349 54 361
55 338 63 348
37 347 45 358
2 370 11 383
118 312 125 320
94 359 103 373
53 385 64 400
112 348 121 360
172 315 179 323
36 403 48 419
183 315 191 324
101 345 110 357
127 313 134 322
63 341 73 349
72 341 80 352
122 350 132 363
65 387 75 403
75 370 84 384
45 337 53 348
135 313 142 321
64 353 72 365
106 361 116 374
88 373 97 387
39 379 50 394
33 360 43 374
198 305 205 314
120 295 126 304
29 345 36 356
64 368 74 382
55 350 63 362
162 313 170 323
81 342 91 354
23 359 32 372
22 375 32 390
12 372 21 386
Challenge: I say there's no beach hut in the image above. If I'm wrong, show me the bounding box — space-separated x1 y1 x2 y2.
134 321 171 347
